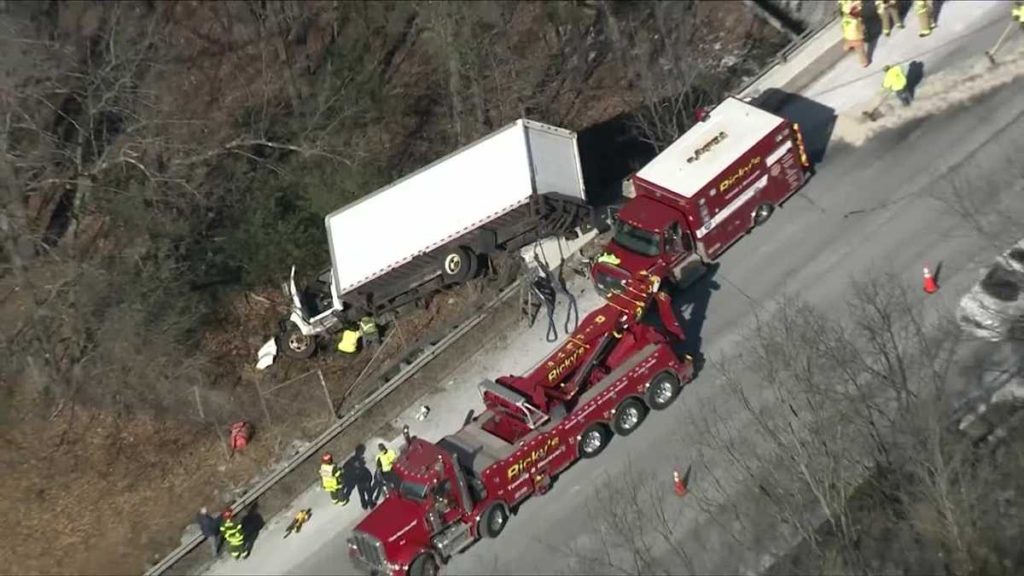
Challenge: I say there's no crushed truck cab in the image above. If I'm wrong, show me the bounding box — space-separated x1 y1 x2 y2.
593 97 812 298
347 272 694 576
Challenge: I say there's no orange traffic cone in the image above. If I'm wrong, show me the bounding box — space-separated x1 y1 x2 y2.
923 266 938 294
673 469 688 497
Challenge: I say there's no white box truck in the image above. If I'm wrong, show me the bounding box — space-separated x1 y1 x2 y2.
275 119 605 359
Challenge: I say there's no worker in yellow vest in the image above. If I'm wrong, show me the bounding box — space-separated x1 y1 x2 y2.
372 442 399 501
359 316 381 349
915 0 936 37
1014 1 1024 26
876 0 903 36
841 14 870 68
319 452 348 505
336 325 361 354
882 64 911 106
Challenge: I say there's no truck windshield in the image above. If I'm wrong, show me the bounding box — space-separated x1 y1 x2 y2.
613 220 661 257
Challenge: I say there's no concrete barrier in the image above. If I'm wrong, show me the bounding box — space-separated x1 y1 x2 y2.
739 16 842 110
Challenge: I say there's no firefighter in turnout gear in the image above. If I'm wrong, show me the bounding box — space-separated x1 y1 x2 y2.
915 0 936 37
320 453 348 505
336 326 360 354
876 0 903 36
220 510 247 560
371 442 399 501
837 0 862 17
841 13 870 67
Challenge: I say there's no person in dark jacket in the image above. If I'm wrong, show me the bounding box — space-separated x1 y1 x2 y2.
196 507 221 557
344 449 376 510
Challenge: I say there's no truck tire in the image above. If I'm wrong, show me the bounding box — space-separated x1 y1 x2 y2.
478 502 509 539
408 554 439 576
578 423 611 459
753 203 774 226
278 326 317 359
441 246 478 284
612 398 648 436
645 371 681 410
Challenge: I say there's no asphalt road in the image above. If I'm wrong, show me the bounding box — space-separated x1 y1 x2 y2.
284 18 1024 576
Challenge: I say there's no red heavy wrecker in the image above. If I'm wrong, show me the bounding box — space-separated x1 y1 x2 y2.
591 96 812 297
346 271 694 576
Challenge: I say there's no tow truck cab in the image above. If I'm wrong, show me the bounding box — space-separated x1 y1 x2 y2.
592 97 811 298
347 438 486 576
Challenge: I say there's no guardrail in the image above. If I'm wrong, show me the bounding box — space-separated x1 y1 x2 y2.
143 277 524 576
735 16 839 100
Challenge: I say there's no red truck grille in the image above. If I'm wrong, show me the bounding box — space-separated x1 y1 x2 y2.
348 531 386 573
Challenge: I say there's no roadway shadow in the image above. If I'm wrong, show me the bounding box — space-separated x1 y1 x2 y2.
667 263 721 378
576 112 656 208
758 88 838 165
906 60 925 98
241 502 266 557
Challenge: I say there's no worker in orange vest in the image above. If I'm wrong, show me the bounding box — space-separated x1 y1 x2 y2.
841 13 870 68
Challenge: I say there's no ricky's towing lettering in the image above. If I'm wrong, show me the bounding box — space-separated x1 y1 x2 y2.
545 314 606 383
719 156 762 195
507 436 561 481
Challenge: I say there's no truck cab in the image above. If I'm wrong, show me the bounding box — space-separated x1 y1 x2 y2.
593 197 701 300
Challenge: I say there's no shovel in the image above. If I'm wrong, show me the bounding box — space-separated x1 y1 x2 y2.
985 21 1016 65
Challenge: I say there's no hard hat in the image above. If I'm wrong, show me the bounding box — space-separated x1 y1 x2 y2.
221 509 233 520
321 452 333 464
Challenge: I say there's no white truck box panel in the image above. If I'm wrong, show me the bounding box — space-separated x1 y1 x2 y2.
326 119 585 296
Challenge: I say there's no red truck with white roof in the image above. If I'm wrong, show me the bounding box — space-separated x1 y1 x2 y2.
591 96 812 296
346 270 694 576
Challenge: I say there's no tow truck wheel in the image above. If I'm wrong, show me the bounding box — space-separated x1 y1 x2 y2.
612 398 648 436
479 502 509 539
278 327 316 359
409 553 439 576
578 423 611 459
645 372 681 410
753 203 774 226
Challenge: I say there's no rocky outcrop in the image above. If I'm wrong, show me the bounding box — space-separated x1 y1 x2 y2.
959 239 1024 341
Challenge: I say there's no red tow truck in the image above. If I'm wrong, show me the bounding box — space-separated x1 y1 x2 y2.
346 271 695 576
591 96 812 297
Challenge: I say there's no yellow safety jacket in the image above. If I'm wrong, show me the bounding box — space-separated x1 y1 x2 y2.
320 463 342 491
377 449 398 472
221 520 244 546
595 252 621 266
337 329 360 353
1013 3 1024 23
359 316 378 336
883 66 908 92
841 16 865 41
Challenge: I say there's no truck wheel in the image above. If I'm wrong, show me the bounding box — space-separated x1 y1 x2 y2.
645 372 681 410
278 327 316 359
753 203 774 226
479 502 509 539
408 554 439 576
578 424 611 459
612 398 648 436
441 246 478 284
